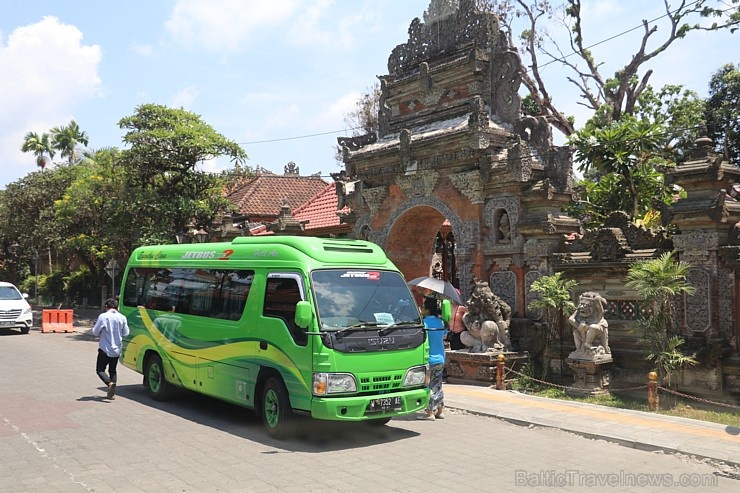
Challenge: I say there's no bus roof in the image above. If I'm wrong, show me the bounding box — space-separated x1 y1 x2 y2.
127 236 395 268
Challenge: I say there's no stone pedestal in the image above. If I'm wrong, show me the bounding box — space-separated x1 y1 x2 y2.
445 350 529 387
565 357 613 396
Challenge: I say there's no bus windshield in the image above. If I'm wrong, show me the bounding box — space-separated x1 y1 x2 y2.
311 269 422 330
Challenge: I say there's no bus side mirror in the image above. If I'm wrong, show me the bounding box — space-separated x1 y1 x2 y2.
294 300 313 329
440 299 451 324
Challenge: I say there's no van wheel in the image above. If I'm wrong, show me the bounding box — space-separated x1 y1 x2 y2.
144 354 173 401
262 377 293 440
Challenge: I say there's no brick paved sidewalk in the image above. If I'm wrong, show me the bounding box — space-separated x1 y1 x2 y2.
444 384 740 469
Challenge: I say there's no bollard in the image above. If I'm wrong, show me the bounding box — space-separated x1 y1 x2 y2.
496 354 505 390
647 371 659 411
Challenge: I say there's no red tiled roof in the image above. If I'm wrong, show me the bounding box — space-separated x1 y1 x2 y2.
292 182 349 231
226 175 329 218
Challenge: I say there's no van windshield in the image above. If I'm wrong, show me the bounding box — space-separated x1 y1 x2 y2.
311 270 421 330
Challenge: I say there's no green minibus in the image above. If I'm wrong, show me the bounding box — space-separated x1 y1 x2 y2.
120 236 436 438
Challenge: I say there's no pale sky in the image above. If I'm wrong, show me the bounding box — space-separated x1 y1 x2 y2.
0 0 737 188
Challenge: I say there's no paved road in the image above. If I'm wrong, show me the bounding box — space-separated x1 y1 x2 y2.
1 328 737 492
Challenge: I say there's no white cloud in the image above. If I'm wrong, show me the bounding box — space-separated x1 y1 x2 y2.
131 41 154 56
321 90 360 129
0 16 102 182
169 86 200 108
165 0 302 51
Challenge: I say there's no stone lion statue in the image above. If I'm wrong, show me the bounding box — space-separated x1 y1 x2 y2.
568 291 610 360
460 280 512 353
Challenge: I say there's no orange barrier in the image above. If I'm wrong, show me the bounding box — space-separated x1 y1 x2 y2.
41 309 75 333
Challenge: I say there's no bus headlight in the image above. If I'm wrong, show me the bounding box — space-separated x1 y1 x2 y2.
403 365 427 387
312 373 357 396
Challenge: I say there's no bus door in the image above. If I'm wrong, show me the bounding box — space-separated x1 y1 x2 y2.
261 272 312 409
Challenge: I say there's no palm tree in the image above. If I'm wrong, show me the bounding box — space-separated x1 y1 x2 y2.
625 252 698 387
50 120 89 163
528 273 578 380
20 131 55 170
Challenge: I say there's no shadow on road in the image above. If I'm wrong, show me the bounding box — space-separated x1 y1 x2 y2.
88 382 420 452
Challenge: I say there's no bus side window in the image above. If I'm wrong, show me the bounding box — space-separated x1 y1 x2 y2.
263 277 307 346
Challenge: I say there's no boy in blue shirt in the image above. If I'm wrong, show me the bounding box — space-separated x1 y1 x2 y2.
419 297 447 420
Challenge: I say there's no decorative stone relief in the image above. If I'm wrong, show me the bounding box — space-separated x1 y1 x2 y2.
524 270 542 320
396 169 439 198
685 267 711 333
449 171 483 204
388 1 500 76
673 231 720 264
362 187 388 217
483 197 519 246
489 271 516 315
400 129 414 168
491 50 523 124
718 266 733 339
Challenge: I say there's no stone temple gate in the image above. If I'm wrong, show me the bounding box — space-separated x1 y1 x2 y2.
332 0 740 400
335 0 578 315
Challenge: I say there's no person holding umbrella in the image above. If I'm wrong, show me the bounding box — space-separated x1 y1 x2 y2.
418 297 447 420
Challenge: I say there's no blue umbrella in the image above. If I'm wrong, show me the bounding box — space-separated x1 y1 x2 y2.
407 276 463 305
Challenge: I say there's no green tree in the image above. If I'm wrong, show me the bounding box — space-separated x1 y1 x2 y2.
50 120 90 163
118 104 249 241
528 272 577 380
568 117 673 223
0 163 81 291
705 63 740 165
54 148 127 272
625 252 698 387
21 131 55 170
482 0 739 135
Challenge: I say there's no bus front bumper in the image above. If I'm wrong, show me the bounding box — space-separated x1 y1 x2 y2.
310 387 429 421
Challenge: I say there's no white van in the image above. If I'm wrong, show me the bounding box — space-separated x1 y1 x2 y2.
0 282 33 334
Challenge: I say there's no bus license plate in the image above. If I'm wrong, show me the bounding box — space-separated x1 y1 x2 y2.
368 396 402 413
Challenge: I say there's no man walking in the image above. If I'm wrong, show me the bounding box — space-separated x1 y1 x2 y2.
92 298 129 399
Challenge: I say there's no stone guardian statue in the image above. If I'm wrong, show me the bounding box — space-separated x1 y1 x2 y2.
460 280 512 352
568 292 610 360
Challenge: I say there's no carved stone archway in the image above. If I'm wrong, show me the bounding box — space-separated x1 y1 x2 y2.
379 196 475 301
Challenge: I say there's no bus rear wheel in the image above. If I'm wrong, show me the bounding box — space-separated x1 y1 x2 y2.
144 354 173 401
262 377 293 440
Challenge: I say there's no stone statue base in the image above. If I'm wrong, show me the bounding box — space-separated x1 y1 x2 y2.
565 357 613 396
445 349 529 387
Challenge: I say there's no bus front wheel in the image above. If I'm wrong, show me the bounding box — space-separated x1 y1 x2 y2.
144 354 173 401
262 377 293 440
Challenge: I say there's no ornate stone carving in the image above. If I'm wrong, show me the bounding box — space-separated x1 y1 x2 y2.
400 128 414 169
483 197 519 247
568 292 611 361
718 266 733 340
489 271 516 316
674 231 720 264
685 268 711 333
337 133 377 152
591 228 630 261
388 1 500 76
491 50 523 124
396 169 439 198
449 171 483 204
460 280 512 352
362 187 388 217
